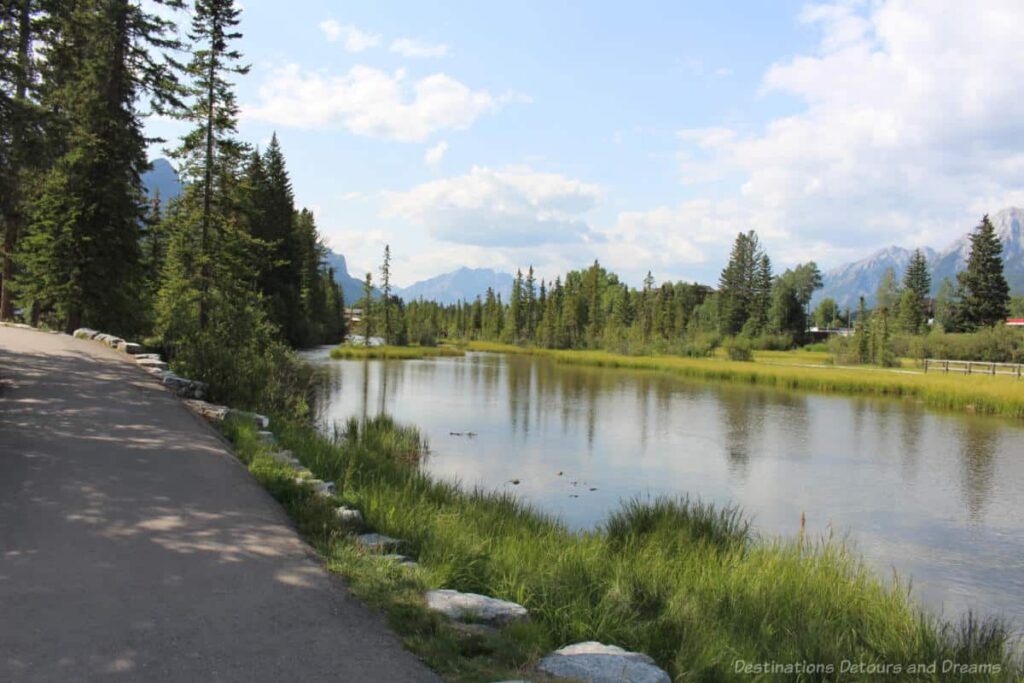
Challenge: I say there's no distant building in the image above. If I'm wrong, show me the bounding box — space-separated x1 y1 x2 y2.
1007 318 1024 327
806 326 855 342
345 307 363 325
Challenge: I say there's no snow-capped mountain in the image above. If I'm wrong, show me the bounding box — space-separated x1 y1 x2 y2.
814 207 1024 308
396 267 514 305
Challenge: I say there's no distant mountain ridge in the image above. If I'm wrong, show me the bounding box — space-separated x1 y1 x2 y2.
815 207 1024 308
324 251 381 305
396 267 514 305
142 158 181 201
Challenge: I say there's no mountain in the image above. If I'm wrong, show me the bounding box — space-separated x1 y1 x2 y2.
142 158 181 201
325 251 379 305
814 207 1024 308
396 267 514 305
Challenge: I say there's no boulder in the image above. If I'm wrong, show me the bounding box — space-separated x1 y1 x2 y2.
305 479 336 497
134 353 163 362
424 589 528 628
355 533 403 553
377 554 418 567
136 357 168 371
117 341 144 355
161 374 207 400
72 328 99 339
256 430 276 444
537 642 670 683
335 506 363 524
183 400 229 421
270 450 302 469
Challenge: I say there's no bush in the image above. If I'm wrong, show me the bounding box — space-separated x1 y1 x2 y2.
922 326 1024 363
724 336 753 361
751 333 795 350
680 332 721 358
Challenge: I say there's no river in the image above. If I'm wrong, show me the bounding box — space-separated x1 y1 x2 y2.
300 347 1024 632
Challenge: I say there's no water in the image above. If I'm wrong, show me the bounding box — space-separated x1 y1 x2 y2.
301 347 1024 631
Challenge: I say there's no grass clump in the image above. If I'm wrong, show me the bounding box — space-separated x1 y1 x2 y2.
222 414 1020 681
463 341 1024 420
330 344 465 360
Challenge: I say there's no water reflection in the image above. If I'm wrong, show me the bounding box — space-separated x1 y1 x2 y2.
301 348 1024 632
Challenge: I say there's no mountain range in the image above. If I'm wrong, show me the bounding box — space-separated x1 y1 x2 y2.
815 207 1024 308
396 267 513 305
141 158 182 202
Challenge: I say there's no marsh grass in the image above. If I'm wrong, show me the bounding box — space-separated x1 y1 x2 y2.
463 341 1024 420
223 415 1019 681
330 344 464 360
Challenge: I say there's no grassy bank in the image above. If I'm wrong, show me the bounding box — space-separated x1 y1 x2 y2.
461 341 1024 420
224 415 1018 682
330 344 465 360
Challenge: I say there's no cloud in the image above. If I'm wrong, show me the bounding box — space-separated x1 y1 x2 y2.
391 38 450 59
244 65 514 142
318 20 381 52
383 166 602 246
667 0 1024 265
424 140 448 166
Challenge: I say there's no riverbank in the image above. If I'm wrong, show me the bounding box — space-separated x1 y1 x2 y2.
224 414 1017 681
460 341 1024 420
330 344 465 360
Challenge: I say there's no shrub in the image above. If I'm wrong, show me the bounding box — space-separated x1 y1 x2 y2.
922 326 1024 363
724 336 753 361
751 333 795 350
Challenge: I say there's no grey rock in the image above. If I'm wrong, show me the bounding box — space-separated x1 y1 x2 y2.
424 589 528 627
355 533 403 553
270 450 302 469
72 328 99 340
306 479 336 497
377 554 417 567
335 506 363 524
117 341 144 355
183 400 229 421
257 430 276 443
136 357 168 371
537 642 670 683
134 353 163 361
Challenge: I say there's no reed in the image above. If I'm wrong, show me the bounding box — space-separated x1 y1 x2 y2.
463 341 1024 420
330 344 464 360
224 416 1020 681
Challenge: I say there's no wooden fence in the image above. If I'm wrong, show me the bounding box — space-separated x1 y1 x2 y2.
923 359 1023 378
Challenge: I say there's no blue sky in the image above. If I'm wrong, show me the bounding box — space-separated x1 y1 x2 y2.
148 1 1024 288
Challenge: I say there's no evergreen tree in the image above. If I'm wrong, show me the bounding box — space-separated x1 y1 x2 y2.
361 271 374 345
957 215 1010 329
899 249 930 333
17 0 183 333
718 231 765 335
933 277 957 331
380 244 392 343
856 296 870 363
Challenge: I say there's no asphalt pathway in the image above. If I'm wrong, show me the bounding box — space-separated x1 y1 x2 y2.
0 325 439 682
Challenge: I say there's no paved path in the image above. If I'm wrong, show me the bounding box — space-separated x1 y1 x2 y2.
0 326 439 682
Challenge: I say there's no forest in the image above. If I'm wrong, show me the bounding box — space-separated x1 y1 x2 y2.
0 0 346 414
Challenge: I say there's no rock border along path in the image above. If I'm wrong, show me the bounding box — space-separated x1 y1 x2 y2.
57 325 673 683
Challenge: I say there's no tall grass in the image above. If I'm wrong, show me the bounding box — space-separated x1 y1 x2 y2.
330 344 464 360
463 341 1024 420
224 415 1019 681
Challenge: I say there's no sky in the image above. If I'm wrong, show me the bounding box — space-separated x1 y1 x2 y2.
146 0 1024 288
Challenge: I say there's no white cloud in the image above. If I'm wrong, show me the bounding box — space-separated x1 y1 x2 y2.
318 19 381 52
391 38 450 59
383 166 602 246
244 65 511 142
665 0 1024 267
424 140 448 166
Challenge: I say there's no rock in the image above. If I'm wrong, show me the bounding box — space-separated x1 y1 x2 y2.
134 353 163 361
537 642 670 683
161 374 208 400
136 357 168 371
377 553 417 567
305 479 336 497
256 430 275 444
117 341 144 355
73 328 99 339
225 408 270 429
335 506 363 524
424 589 528 628
183 400 229 421
355 533 403 553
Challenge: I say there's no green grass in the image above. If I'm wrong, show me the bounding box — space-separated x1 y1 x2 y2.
462 341 1024 420
330 344 465 360
224 415 1019 682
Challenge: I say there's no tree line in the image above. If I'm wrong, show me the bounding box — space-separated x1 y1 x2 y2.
0 0 345 413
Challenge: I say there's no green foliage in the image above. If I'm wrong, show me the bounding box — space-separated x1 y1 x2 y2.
223 417 1019 682
919 326 1024 363
957 215 1011 329
723 335 753 361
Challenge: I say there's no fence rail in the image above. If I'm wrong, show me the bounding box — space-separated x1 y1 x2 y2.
923 358 1023 378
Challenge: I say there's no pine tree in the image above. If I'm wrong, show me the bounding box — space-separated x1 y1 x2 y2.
380 244 392 344
361 272 374 345
718 231 765 335
17 0 183 333
170 0 248 330
957 215 1010 329
856 296 870 363
899 248 930 333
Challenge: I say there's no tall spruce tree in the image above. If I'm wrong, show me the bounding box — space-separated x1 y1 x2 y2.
899 248 931 333
380 244 392 344
957 215 1010 329
17 0 183 334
